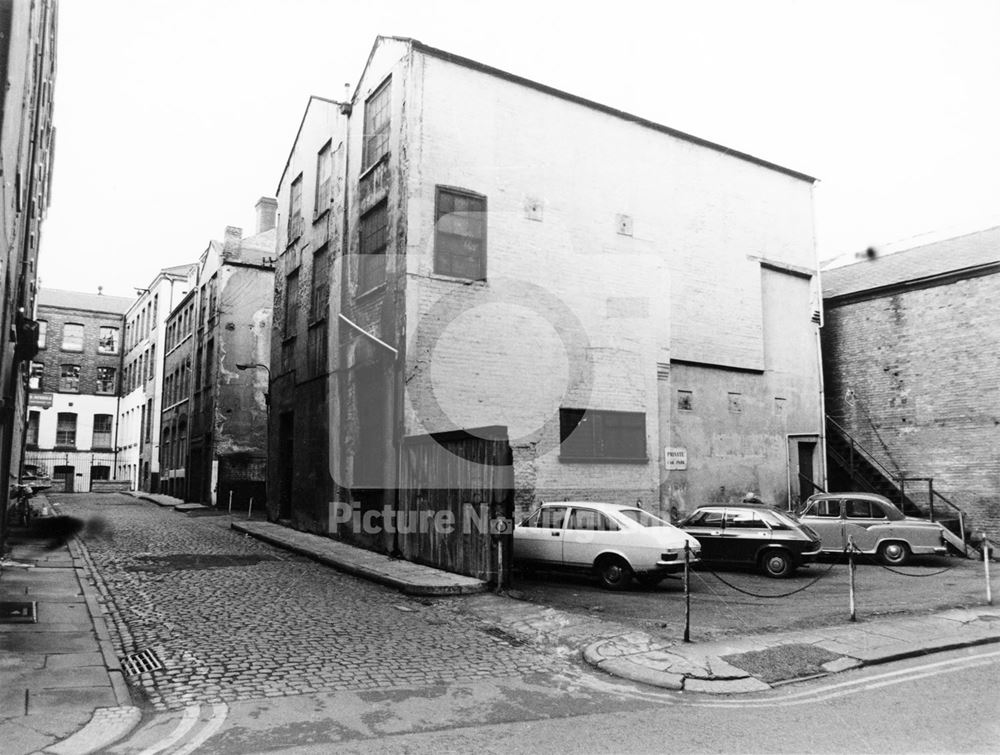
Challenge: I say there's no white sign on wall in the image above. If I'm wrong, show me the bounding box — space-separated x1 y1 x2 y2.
664 447 687 470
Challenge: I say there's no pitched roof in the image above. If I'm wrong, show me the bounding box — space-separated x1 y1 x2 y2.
37 288 134 315
822 226 1000 300
359 36 816 184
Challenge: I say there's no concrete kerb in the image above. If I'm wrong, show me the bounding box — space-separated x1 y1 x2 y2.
582 608 1000 694
231 521 488 597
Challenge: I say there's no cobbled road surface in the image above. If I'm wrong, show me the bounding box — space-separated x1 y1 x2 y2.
57 493 559 712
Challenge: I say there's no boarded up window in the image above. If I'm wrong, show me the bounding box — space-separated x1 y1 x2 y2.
62 323 84 351
559 408 646 462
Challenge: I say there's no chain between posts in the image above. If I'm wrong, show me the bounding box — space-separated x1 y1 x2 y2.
846 542 959 577
699 557 838 599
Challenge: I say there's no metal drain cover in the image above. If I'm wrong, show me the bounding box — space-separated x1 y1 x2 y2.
121 648 164 676
0 601 37 624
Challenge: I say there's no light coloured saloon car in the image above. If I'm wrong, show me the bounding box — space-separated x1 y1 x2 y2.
799 492 950 565
513 502 701 590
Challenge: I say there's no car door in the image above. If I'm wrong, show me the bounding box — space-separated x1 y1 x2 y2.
562 507 622 568
513 506 567 565
842 498 885 552
683 509 726 561
722 509 770 563
800 498 844 551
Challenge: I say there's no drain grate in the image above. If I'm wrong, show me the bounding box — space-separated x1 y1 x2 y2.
121 648 164 676
0 601 37 624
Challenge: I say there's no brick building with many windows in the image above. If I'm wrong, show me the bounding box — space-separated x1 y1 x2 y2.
25 288 133 492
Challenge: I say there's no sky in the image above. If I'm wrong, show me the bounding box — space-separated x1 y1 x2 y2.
38 0 1000 298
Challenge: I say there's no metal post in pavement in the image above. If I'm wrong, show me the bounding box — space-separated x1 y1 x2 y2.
985 540 993 606
683 542 691 643
848 536 857 622
248 497 254 520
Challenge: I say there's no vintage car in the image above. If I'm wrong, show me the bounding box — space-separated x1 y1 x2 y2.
513 502 701 590
678 504 822 578
798 492 949 565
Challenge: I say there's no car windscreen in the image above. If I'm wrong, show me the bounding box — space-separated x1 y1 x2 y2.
618 508 671 527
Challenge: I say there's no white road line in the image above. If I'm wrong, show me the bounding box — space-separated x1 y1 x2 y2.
172 703 229 755
138 705 200 755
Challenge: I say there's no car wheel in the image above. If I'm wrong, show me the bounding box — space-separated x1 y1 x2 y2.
760 549 794 578
878 541 910 566
597 556 633 590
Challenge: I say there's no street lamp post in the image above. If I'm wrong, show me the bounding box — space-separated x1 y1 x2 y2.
236 362 270 516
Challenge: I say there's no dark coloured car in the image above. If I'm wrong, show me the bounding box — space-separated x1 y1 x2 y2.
678 505 821 578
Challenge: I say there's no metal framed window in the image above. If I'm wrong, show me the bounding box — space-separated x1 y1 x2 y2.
37 320 47 348
56 412 77 447
434 187 486 280
62 323 84 351
315 140 332 214
310 246 329 321
59 364 81 392
96 366 117 395
29 361 44 390
288 173 303 242
92 414 113 449
559 408 647 462
361 78 391 170
358 202 388 292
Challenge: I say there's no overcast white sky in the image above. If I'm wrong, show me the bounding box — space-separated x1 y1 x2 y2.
38 0 1000 298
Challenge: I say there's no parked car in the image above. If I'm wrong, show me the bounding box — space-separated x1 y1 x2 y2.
798 492 949 565
678 504 821 578
513 502 701 590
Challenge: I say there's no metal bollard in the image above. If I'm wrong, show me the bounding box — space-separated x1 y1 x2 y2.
985 540 993 606
247 497 254 520
683 542 691 643
228 490 233 514
848 537 857 622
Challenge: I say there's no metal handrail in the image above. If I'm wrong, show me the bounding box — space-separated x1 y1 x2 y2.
826 416 901 484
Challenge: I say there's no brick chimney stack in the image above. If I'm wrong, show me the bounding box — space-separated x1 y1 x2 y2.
255 197 278 234
223 226 242 259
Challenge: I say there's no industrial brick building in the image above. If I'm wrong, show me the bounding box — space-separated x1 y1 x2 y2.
117 264 195 491
822 226 1000 541
159 204 276 508
269 37 823 580
0 0 58 549
25 288 133 492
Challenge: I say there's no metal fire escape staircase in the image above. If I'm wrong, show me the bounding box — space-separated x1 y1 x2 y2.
825 416 972 556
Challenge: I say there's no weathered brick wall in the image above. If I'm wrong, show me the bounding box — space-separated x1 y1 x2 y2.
823 272 1000 540
34 305 123 395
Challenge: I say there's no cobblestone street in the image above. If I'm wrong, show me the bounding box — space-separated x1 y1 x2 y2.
57 493 559 712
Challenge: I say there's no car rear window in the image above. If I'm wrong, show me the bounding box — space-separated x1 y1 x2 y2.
846 500 887 518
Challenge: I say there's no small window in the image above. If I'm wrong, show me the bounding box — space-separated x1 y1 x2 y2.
520 509 541 527
315 140 332 213
37 320 47 349
92 414 113 449
56 412 77 446
62 323 84 351
358 202 388 292
96 366 117 395
29 361 44 390
59 364 81 392
677 390 693 411
434 187 486 280
559 408 646 462
567 508 619 531
362 78 391 170
728 392 743 413
98 326 119 354
538 507 567 529
806 499 841 518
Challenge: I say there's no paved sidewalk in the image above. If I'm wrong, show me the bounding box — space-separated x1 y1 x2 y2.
582 606 1000 693
232 520 488 596
0 496 140 755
